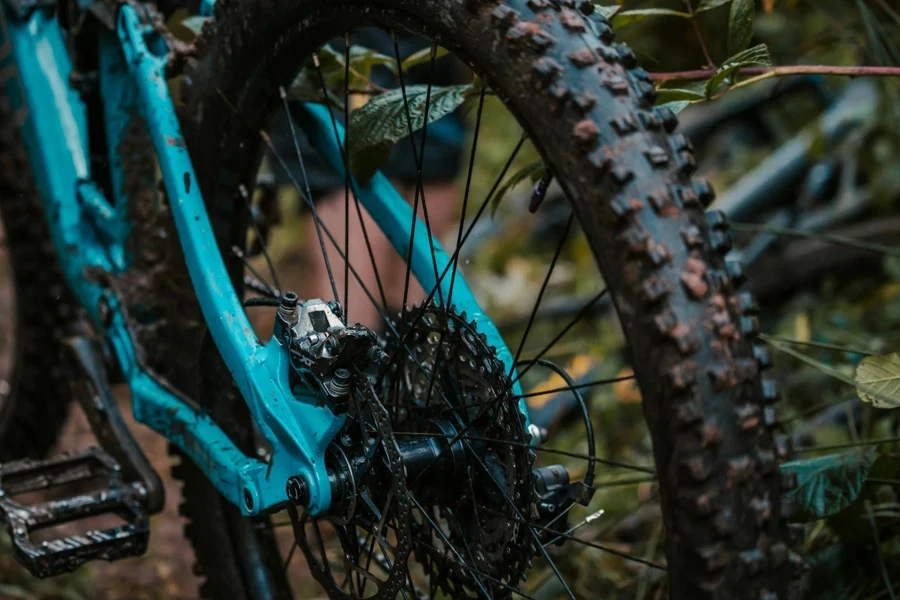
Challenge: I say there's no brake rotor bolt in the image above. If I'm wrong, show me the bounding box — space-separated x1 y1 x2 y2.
286 475 310 506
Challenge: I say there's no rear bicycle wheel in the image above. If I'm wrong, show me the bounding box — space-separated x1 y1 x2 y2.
174 1 794 598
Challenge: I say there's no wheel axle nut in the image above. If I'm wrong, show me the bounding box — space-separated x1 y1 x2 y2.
286 475 310 506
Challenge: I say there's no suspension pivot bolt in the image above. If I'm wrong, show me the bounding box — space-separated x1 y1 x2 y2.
286 475 310 506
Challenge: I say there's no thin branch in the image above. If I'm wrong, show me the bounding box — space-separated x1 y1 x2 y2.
683 0 715 68
650 64 900 82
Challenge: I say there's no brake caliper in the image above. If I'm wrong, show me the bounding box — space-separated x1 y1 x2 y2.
274 293 386 413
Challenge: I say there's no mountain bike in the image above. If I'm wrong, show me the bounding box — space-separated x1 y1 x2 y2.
0 0 795 598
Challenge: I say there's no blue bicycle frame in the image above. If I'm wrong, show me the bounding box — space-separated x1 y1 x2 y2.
0 1 524 515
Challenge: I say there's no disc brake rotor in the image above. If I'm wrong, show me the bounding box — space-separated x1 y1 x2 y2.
291 372 413 600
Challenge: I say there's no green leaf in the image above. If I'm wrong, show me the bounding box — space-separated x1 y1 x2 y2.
728 0 755 55
655 100 692 114
611 9 691 27
346 45 397 78
855 353 900 408
591 3 621 20
656 79 707 104
781 449 879 522
181 15 209 36
490 161 545 217
655 87 706 103
695 0 732 14
764 336 900 408
704 43 771 97
400 46 450 71
348 84 470 183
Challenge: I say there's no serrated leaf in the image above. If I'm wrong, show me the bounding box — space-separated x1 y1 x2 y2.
728 0 755 55
591 3 621 20
181 15 209 36
611 8 691 27
490 161 545 217
781 449 878 522
400 46 450 71
855 353 900 408
695 0 732 14
348 84 470 183
705 43 771 97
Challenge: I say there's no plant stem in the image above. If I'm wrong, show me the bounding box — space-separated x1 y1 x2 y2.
683 0 715 68
651 64 900 82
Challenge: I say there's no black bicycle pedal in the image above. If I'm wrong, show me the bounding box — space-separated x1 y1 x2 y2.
0 447 150 577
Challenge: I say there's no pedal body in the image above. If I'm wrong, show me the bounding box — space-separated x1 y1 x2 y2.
0 447 149 577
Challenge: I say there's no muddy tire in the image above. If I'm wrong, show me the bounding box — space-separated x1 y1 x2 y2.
0 71 77 460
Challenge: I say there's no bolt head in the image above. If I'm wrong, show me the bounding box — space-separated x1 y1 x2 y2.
286 475 310 506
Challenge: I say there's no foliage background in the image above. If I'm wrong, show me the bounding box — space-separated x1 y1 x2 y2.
2 0 900 598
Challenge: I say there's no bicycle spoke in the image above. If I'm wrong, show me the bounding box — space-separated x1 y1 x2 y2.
512 374 635 400
542 509 605 548
392 35 444 311
243 274 279 298
278 87 341 308
409 493 492 599
262 133 457 410
343 34 351 322
509 213 574 378
307 56 390 318
449 87 486 304
463 443 577 600
376 134 527 386
510 288 609 386
231 246 278 297
478 503 667 572
237 184 282 293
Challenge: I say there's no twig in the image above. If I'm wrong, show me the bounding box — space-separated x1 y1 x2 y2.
866 500 898 600
651 64 900 82
683 0 715 68
731 222 900 258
